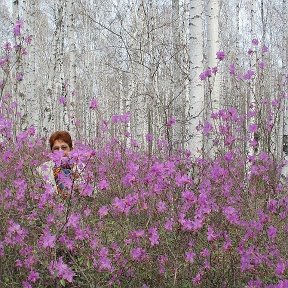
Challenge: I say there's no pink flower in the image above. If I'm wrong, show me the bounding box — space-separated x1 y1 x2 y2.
248 48 254 55
25 35 33 44
216 50 225 60
3 41 12 51
164 218 174 231
207 226 218 241
148 227 159 246
199 68 212 80
262 45 269 53
248 123 258 133
212 66 218 74
67 213 80 228
98 205 109 218
13 20 23 36
203 121 213 135
80 183 93 196
28 270 40 283
59 96 67 105
258 61 265 69
0 57 9 67
42 232 56 249
98 256 113 271
166 116 176 127
252 38 259 46
130 247 146 261
275 261 286 276
267 226 277 240
22 281 32 288
89 98 98 109
145 133 153 142
185 251 196 263
16 72 24 81
223 206 239 224
49 257 75 283
156 200 167 213
243 69 255 80
229 63 236 75
97 179 109 190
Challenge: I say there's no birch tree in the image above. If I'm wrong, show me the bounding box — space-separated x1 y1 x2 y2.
206 0 220 111
188 0 204 155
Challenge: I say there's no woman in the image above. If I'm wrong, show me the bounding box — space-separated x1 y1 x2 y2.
38 131 77 199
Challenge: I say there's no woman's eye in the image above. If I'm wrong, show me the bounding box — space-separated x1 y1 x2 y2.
53 147 59 151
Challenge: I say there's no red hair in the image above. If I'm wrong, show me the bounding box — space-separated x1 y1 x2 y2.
49 131 73 150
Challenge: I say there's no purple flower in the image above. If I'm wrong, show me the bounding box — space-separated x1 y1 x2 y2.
98 256 113 271
130 247 146 261
80 183 93 196
229 63 236 76
0 57 9 67
252 38 259 46
145 133 153 142
267 226 277 240
148 227 159 246
42 232 56 249
49 257 75 283
262 45 269 53
97 179 109 190
166 116 176 127
22 281 32 288
223 206 239 224
28 270 40 283
248 123 258 133
3 41 12 51
67 213 80 228
203 121 213 135
207 226 218 241
216 50 225 60
243 69 255 80
275 261 286 275
181 190 196 203
258 60 265 69
156 200 167 213
24 35 33 45
248 48 254 56
175 174 191 187
16 72 24 81
98 205 109 218
13 20 23 36
89 98 98 109
212 66 218 74
185 251 196 263
199 68 212 80
164 218 174 231
59 96 67 105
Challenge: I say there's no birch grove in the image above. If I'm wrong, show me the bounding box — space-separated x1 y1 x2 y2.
0 0 286 157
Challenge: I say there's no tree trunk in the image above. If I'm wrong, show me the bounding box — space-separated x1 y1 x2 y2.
188 0 204 155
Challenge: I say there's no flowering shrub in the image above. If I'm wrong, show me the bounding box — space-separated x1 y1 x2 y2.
1 22 288 288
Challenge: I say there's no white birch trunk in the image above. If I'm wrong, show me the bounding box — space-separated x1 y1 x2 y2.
171 0 185 149
12 0 27 133
26 0 39 131
206 0 220 111
66 0 77 138
188 0 204 156
282 0 288 175
44 0 65 134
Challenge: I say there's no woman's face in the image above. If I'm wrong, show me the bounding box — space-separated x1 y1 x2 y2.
52 139 71 156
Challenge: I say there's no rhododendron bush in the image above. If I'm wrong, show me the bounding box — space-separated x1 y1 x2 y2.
1 21 288 288
1 104 288 287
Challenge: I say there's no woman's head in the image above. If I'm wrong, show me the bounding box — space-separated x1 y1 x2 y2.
49 131 72 156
